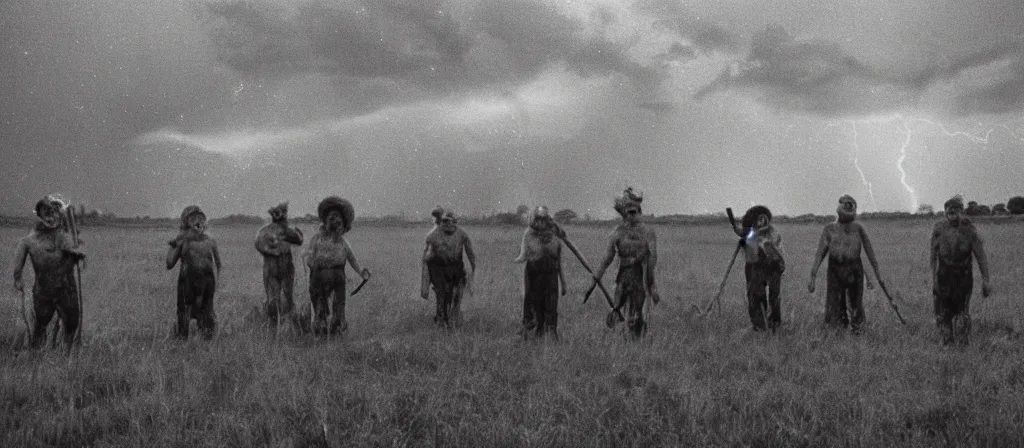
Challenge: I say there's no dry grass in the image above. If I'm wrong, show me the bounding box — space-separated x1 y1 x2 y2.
2 219 1024 447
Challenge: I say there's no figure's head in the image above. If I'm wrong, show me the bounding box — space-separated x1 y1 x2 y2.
34 196 64 229
837 195 857 223
438 208 458 234
317 196 354 234
944 195 965 225
180 205 207 233
268 202 288 222
614 187 643 223
742 205 772 230
529 206 555 232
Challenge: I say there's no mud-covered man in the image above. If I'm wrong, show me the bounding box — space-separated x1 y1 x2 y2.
514 206 566 339
12 196 86 349
733 205 785 332
166 205 222 340
305 196 370 335
420 207 476 328
593 188 660 338
255 202 304 324
931 195 991 345
807 195 886 333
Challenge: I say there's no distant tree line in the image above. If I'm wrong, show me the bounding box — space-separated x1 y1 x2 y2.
917 196 1024 216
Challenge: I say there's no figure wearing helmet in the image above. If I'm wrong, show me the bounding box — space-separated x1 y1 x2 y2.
12 195 86 349
513 206 566 339
166 205 222 340
420 206 476 328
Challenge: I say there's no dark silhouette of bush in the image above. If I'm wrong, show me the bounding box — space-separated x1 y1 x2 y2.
992 203 1007 215
554 209 578 224
1008 196 1024 215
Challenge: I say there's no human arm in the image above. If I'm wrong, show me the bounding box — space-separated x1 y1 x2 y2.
973 231 991 297
12 239 28 292
254 228 280 257
513 228 529 263
344 238 370 280
647 228 660 304
772 230 784 273
462 232 477 295
463 232 477 276
282 223 303 245
859 224 883 290
420 243 431 300
166 241 181 270
807 227 830 292
212 241 223 275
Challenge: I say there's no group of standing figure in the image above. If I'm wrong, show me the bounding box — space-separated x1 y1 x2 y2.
734 194 990 345
11 188 993 350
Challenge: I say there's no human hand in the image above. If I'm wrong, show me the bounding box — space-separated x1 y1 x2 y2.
513 256 525 263
807 278 816 294
360 268 371 281
865 277 874 290
420 284 430 300
14 278 24 293
982 280 992 297
650 286 661 305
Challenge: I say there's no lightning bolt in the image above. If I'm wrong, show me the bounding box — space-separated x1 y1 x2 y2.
848 121 878 212
896 119 918 212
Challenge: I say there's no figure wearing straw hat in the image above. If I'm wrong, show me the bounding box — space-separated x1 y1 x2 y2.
304 196 371 335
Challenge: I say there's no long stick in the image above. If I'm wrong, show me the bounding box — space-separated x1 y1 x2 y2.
704 241 742 313
877 281 907 325
555 233 615 310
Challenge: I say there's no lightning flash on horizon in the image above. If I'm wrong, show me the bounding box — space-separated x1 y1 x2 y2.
896 119 919 212
848 121 878 211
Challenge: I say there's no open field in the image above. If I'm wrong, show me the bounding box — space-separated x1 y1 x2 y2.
2 219 1024 447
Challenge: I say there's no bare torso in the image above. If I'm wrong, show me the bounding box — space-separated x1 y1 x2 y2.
932 221 977 266
307 231 351 270
180 236 219 274
425 228 469 265
18 229 79 289
613 224 652 267
522 229 561 265
822 222 864 262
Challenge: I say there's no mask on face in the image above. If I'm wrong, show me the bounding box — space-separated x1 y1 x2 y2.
837 195 857 223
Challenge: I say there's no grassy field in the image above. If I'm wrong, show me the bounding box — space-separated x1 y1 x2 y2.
2 219 1024 447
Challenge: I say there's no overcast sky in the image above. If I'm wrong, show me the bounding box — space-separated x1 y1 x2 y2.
2 0 1023 218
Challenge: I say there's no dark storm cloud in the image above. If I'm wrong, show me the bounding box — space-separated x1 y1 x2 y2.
693 18 1024 118
693 25 919 116
202 0 662 95
635 0 739 55
927 41 1024 116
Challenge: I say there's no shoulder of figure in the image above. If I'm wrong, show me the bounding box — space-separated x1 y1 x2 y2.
644 224 657 238
457 227 471 240
931 220 947 233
